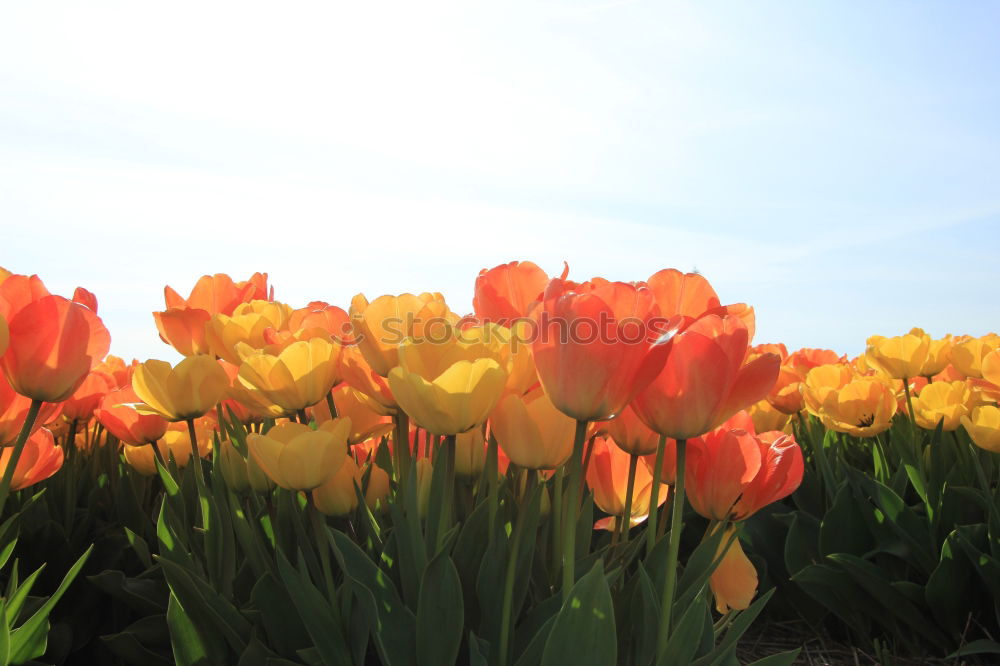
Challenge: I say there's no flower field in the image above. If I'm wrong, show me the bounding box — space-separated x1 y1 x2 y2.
0 262 997 665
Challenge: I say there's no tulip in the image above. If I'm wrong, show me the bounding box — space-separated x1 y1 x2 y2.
818 377 897 437
364 464 391 511
454 428 486 478
801 363 856 418
288 301 353 343
94 355 132 390
685 427 762 522
961 406 1000 453
153 307 212 356
921 334 954 377
123 420 211 475
748 399 791 434
349 292 456 377
730 431 803 520
0 428 63 490
0 378 62 446
950 334 1000 379
218 438 273 493
643 268 720 320
599 405 660 456
490 386 576 469
980 348 1000 388
865 329 930 380
767 348 843 414
586 436 666 532
473 260 559 325
910 381 973 431
312 456 362 516
132 355 229 421
0 314 7 358
162 273 265 317
1 293 111 403
205 300 293 365
709 527 758 614
531 278 672 422
94 387 169 446
247 420 348 491
631 314 779 441
388 336 507 436
313 385 392 445
236 337 342 416
61 370 116 423
340 345 396 414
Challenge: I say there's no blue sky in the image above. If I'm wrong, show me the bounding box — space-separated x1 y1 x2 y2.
2 1 998 361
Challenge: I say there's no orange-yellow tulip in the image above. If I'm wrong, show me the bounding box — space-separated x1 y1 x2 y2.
586 436 666 531
132 355 229 421
819 377 897 437
94 387 169 446
340 345 397 414
643 268 720 320
247 420 348 491
218 438 273 493
162 273 266 317
0 378 62 446
349 292 456 377
123 420 212 475
490 386 576 469
911 381 973 431
950 334 1000 379
865 329 930 380
473 260 560 325
0 428 63 490
205 300 293 365
961 405 1000 453
313 384 392 445
153 307 212 356
599 405 660 456
802 363 856 418
237 337 342 415
709 527 758 614
61 370 116 422
312 456 362 516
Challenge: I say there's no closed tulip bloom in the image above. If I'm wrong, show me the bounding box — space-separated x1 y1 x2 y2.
205 300 293 365
163 273 264 317
350 292 456 377
600 405 660 456
768 348 843 414
123 421 210 475
61 370 116 422
801 364 856 417
531 278 672 422
911 381 973 431
455 428 486 478
0 428 63 490
132 355 230 421
920 334 953 377
961 406 1000 453
490 386 576 469
982 349 1000 388
587 436 667 531
632 314 779 440
313 384 393 445
340 345 397 414
364 464 391 511
819 377 897 437
748 399 791 434
459 322 538 396
731 431 803 520
237 338 341 415
288 301 353 343
1 292 111 403
686 428 761 521
950 334 1000 379
153 307 212 356
312 456 362 516
473 261 559 325
709 527 758 614
866 329 930 379
247 420 348 491
218 438 273 493
643 268 721 320
0 378 62 445
94 355 132 390
389 336 507 436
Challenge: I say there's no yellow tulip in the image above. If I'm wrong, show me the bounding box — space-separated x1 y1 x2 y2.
247 420 348 490
237 338 342 414
961 405 1000 453
748 399 792 434
709 527 758 614
911 381 973 431
921 333 953 377
218 438 273 493
819 377 897 437
132 355 229 421
312 456 361 516
388 337 507 436
205 300 293 364
314 385 393 445
455 428 486 478
979 348 1000 388
123 420 212 475
865 329 929 380
349 292 457 377
950 333 1000 378
801 364 855 418
490 386 576 470
364 464 391 511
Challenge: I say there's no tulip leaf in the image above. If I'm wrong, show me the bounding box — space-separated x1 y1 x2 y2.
947 639 1000 658
87 569 168 615
416 553 464 666
468 631 491 666
100 616 173 666
695 589 775 666
818 483 872 557
328 530 416 666
275 550 353 666
540 561 616 666
158 557 251 655
656 591 706 666
167 592 225 666
0 600 11 666
675 524 729 613
744 648 802 665
513 615 555 666
629 563 658 666
251 573 312 658
925 529 974 636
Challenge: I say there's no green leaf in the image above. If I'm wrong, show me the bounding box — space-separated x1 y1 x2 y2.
275 550 353 666
818 483 872 557
100 616 173 666
540 561 616 666
251 573 312 658
0 600 11 666
657 594 706 666
167 592 225 666
9 544 92 664
513 615 555 666
87 570 168 615
629 563 658 666
158 557 251 655
416 553 463 666
947 639 1000 658
782 512 820 576
745 648 802 665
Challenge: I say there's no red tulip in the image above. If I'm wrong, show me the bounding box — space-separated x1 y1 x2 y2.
473 261 566 325
95 387 169 446
0 427 64 490
531 278 672 422
61 370 117 422
631 314 779 440
0 377 61 445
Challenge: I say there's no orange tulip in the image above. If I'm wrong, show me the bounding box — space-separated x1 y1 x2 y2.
767 348 843 414
586 436 667 531
643 268 720 320
61 370 116 422
349 292 457 377
0 378 62 446
473 260 563 325
153 307 212 356
599 404 660 456
340 345 397 414
709 526 758 614
490 386 576 470
94 387 169 445
288 301 353 343
531 278 672 422
0 428 63 490
632 314 779 440
163 273 265 317
0 285 111 403
313 384 393 445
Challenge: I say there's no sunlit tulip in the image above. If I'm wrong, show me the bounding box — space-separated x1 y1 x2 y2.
313 385 392 445
866 329 930 380
162 273 265 317
920 334 953 377
473 260 559 325
531 278 671 422
632 314 779 440
910 381 973 431
236 338 341 415
587 436 667 531
961 406 1000 453
0 378 62 445
218 438 273 493
748 399 791 434
455 428 486 478
340 345 396 414
819 377 897 437
247 420 348 491
801 364 856 418
767 348 842 414
94 355 132 390
979 348 1000 389
490 386 576 469
709 527 758 614
730 431 803 520
0 314 7 358
685 427 761 521
205 300 293 364
950 334 1000 379
132 355 229 421
288 301 353 343
599 405 660 456
153 307 212 356
388 336 507 436
312 456 362 516
123 421 210 475
643 268 720 320
1 289 111 402
459 322 538 396
0 428 63 490
349 292 456 377
61 370 116 423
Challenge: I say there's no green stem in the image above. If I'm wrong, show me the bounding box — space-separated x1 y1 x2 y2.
551 466 564 580
325 391 339 420
309 497 337 601
436 434 456 552
656 438 687 659
561 419 589 602
0 399 43 517
486 431 499 543
618 453 640 546
393 412 411 488
187 417 209 527
498 472 536 666
646 434 667 553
